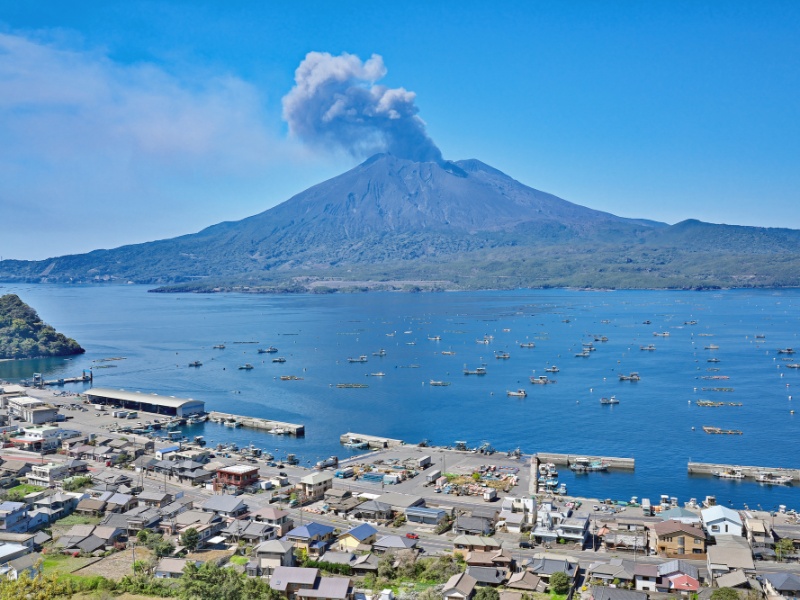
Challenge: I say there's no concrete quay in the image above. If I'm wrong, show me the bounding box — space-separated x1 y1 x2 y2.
535 452 635 470
208 411 305 436
688 462 800 481
339 432 405 448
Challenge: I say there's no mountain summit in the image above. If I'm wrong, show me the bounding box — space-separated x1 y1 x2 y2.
1 154 799 290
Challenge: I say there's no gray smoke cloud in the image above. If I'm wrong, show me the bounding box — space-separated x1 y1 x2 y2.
282 52 443 163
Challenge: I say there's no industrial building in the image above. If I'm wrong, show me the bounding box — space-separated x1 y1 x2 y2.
84 388 205 418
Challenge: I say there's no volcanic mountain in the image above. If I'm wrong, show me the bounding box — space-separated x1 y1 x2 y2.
2 153 800 291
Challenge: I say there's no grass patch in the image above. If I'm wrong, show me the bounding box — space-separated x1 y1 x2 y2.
54 514 102 528
42 553 98 575
6 483 44 500
228 555 248 566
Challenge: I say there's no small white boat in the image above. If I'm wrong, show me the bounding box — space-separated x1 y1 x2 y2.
507 389 527 398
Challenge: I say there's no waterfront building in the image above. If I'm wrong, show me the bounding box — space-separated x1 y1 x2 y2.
85 387 205 417
652 520 707 558
8 397 58 425
297 471 333 501
216 465 259 490
701 505 743 539
11 425 64 452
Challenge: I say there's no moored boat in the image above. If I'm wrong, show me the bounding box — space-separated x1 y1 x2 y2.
713 468 744 479
188 361 202 367
599 396 619 405
430 380 451 386
347 355 368 363
507 389 527 397
238 363 254 370
755 472 793 485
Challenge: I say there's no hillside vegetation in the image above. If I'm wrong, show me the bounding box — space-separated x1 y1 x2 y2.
0 294 85 359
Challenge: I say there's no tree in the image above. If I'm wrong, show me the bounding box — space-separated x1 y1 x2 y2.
475 588 500 600
711 588 740 600
181 527 200 552
0 568 75 600
776 538 795 562
177 561 280 600
550 571 572 595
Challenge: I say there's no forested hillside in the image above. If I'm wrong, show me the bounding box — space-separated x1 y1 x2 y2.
0 294 85 359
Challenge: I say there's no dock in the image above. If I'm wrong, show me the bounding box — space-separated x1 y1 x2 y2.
688 462 800 481
535 452 635 470
208 412 304 436
340 432 404 449
37 371 93 386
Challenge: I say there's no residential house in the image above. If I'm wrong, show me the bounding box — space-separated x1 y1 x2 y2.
268 566 352 600
452 535 501 555
715 569 752 590
633 564 660 592
351 500 393 523
464 549 513 573
743 515 774 558
0 532 36 552
601 520 648 554
498 497 536 534
0 460 32 481
337 523 378 551
0 552 41 580
294 576 351 600
221 519 275 545
652 520 707 558
297 471 334 502
158 497 194 521
702 506 743 540
657 559 701 593
136 491 172 509
285 522 335 557
155 557 193 579
75 497 107 517
762 573 800 599
26 462 68 487
216 465 259 491
442 572 477 600
466 566 507 587
249 539 295 577
105 493 137 513
527 556 578 589
251 506 294 536
707 535 755 579
324 489 362 516
454 515 494 536
0 542 31 565
374 492 424 514
371 535 417 554
587 559 636 588
200 494 248 519
590 587 648 600
165 509 223 545
0 502 29 533
32 491 79 522
506 571 545 593
659 507 702 525
405 506 448 527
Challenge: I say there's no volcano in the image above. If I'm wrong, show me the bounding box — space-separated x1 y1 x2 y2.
2 154 800 291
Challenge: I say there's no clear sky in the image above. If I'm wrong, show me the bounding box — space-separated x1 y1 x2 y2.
1 1 799 260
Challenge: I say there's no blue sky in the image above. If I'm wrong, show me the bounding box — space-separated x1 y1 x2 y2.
1 1 799 260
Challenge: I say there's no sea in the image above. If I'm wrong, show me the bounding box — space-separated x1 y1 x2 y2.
1 283 799 511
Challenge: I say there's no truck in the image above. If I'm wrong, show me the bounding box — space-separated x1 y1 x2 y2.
483 488 498 502
641 498 652 516
315 456 338 469
335 467 354 478
426 469 442 484
417 455 432 469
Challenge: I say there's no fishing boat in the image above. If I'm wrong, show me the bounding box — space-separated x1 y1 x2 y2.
778 348 796 354
545 366 559 373
369 372 385 377
272 357 287 363
538 462 558 477
269 427 287 435
238 363 254 370
213 344 226 349
557 483 568 495
575 350 591 357
188 361 202 367
653 332 670 337
372 349 387 357
705 344 720 350
599 396 619 405
430 380 451 386
594 336 609 342
258 346 278 354
343 438 369 449
755 472 793 485
519 342 535 348
280 375 303 380
223 419 241 427
464 366 487 375
708 358 721 363
619 372 641 381
428 335 441 341
336 383 369 388
712 469 745 479
507 389 527 397
787 364 800 369
640 344 656 351
570 457 609 472
441 350 456 355
495 351 510 359
530 375 554 384
347 355 368 363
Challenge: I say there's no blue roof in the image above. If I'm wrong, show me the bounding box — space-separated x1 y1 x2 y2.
158 445 181 453
344 523 377 541
406 506 446 516
287 522 334 539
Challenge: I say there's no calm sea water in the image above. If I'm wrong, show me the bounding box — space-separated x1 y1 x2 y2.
1 284 799 510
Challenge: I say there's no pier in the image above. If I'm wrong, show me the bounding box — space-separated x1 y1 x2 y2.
208 412 304 436
35 371 92 386
339 432 404 449
688 462 800 481
535 452 635 470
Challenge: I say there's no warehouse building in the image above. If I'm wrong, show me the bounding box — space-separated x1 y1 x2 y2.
85 388 205 418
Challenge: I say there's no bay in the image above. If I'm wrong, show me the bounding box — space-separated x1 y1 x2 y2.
1 283 799 510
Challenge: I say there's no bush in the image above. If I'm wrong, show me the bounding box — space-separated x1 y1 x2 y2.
550 571 571 595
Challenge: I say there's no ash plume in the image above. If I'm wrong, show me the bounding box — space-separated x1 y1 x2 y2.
282 52 443 163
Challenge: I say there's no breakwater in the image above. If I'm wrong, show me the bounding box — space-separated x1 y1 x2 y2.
208 411 304 436
688 462 800 481
536 452 635 470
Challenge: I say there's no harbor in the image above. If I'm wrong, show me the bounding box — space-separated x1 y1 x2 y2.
688 461 800 481
207 411 305 436
535 452 635 470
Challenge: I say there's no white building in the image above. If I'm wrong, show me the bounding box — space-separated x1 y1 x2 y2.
8 397 58 424
297 471 334 501
27 463 69 487
11 425 64 452
701 505 743 539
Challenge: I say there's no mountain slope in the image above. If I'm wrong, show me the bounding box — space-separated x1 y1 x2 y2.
1 154 799 290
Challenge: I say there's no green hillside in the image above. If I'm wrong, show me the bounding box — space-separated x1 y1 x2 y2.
0 294 85 359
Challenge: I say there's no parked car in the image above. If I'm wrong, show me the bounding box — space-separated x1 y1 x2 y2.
518 541 532 549
406 533 419 539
